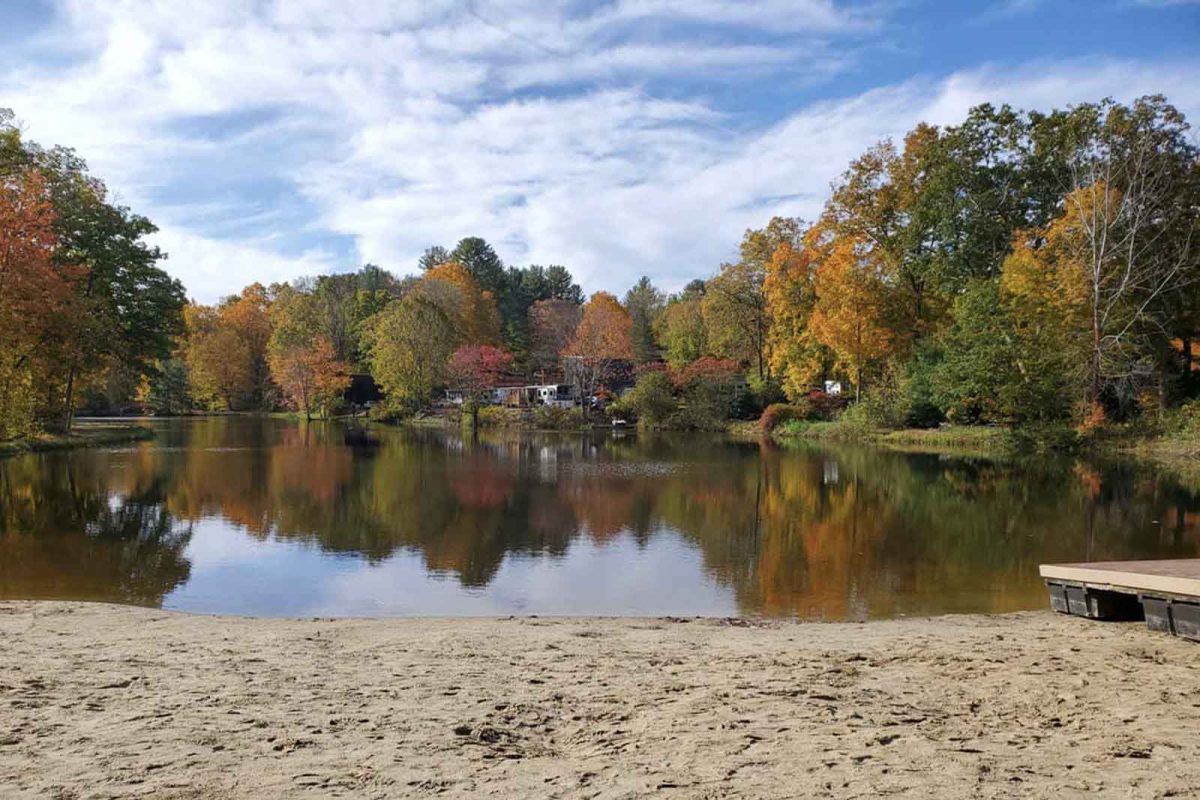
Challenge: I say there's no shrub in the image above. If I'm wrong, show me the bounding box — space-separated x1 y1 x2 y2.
671 357 744 429
758 403 799 433
675 379 740 430
799 390 847 421
476 405 519 427
534 405 586 430
896 348 945 428
624 371 678 427
1162 399 1200 436
834 388 910 432
370 397 421 423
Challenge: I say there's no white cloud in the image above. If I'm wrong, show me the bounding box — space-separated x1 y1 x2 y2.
148 223 341 302
2 1 1197 301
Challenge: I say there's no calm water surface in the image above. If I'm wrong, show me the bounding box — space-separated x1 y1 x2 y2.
1 417 1196 618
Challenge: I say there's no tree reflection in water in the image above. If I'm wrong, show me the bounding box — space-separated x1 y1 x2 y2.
0 417 1196 617
0 453 193 605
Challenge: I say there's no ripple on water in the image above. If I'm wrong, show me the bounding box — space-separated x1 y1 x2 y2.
559 461 688 479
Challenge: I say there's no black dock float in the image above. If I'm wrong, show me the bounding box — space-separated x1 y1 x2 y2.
1039 560 1200 643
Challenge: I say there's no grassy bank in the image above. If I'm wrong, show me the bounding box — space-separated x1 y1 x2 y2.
761 417 1200 465
767 420 1014 457
0 423 155 458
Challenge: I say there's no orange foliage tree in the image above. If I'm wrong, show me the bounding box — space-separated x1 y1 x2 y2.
268 337 350 420
184 284 274 410
564 291 633 412
418 261 501 345
808 235 899 400
0 170 78 438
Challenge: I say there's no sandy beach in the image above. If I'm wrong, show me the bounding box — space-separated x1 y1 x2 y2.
1 602 1197 799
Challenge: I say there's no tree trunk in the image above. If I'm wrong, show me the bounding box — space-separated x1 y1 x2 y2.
62 360 77 432
1090 309 1103 407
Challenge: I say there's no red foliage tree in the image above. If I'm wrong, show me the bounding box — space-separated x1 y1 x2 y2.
447 344 513 427
0 170 80 438
671 357 741 389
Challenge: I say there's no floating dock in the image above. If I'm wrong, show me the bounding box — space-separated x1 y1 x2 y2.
1039 559 1200 642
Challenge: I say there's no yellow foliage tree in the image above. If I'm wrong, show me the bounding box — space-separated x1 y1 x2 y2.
418 261 501 345
808 236 899 400
183 284 273 410
763 237 825 399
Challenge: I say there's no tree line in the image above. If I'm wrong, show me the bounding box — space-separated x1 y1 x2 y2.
644 94 1200 431
2 94 1197 437
0 110 185 439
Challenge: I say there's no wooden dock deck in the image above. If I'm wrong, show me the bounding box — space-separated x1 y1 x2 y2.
1039 559 1200 641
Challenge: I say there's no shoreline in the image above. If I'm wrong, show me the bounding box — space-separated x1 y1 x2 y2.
0 422 154 459
2 601 1197 798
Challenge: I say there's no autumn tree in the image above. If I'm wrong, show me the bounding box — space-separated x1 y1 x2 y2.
656 280 709 368
269 338 349 420
418 261 502 345
268 287 351 420
819 126 942 341
29 144 185 428
528 298 581 379
704 218 802 379
184 284 273 410
0 169 76 438
447 344 513 428
808 235 900 400
563 292 633 414
365 295 456 413
0 116 185 428
764 236 826 399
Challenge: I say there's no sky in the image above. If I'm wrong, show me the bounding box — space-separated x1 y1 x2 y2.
1 0 1198 303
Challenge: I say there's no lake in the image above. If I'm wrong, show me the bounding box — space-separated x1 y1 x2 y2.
0 417 1196 619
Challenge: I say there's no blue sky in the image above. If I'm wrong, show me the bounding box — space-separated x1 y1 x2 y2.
1 0 1197 302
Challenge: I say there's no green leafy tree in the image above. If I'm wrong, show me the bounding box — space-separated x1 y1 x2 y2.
704 219 802 379
657 280 709 368
32 144 185 428
144 358 192 416
544 265 584 304
932 280 1071 424
365 295 456 413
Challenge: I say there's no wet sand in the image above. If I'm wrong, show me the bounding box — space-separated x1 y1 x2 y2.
1 601 1197 798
